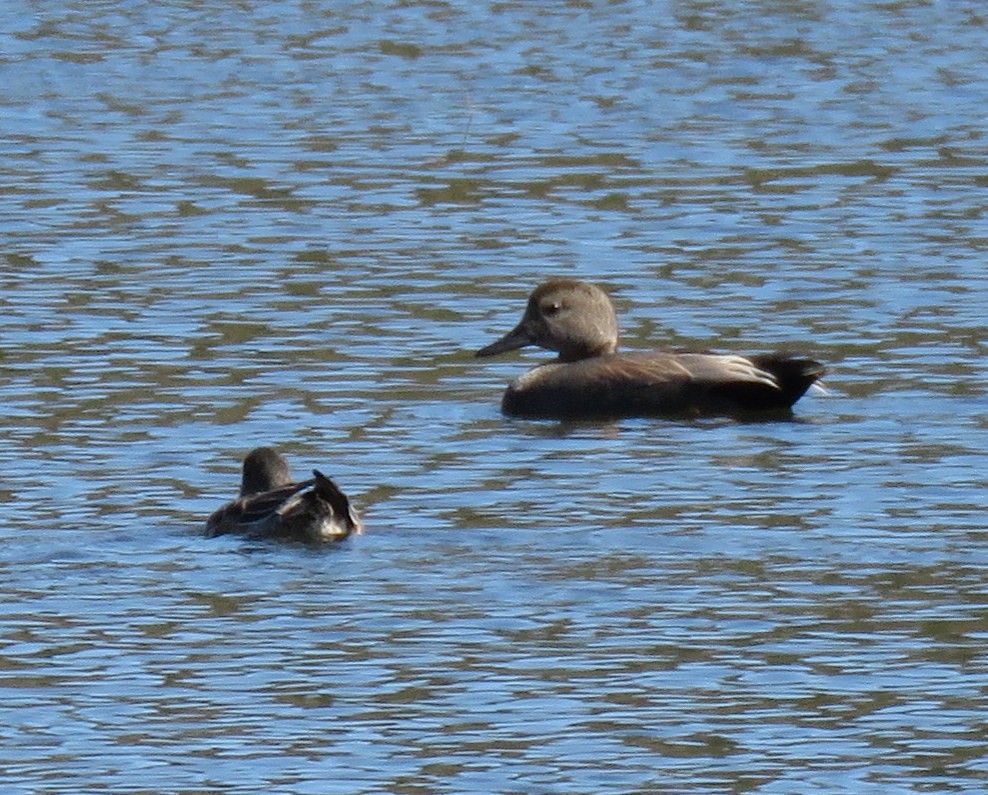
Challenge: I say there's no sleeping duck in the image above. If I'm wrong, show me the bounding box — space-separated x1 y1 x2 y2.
205 447 362 543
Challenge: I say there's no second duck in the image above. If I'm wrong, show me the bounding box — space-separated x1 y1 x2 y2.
205 447 362 543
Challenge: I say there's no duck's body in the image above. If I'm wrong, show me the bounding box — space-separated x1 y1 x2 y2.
476 279 825 420
205 447 361 543
498 349 824 419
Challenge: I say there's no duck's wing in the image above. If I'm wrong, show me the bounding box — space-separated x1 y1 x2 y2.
205 478 314 537
238 478 316 524
538 352 776 388
666 353 781 388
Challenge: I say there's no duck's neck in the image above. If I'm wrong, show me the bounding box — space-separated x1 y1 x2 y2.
557 339 618 362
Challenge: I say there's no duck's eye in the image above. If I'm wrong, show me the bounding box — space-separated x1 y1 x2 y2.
542 301 562 316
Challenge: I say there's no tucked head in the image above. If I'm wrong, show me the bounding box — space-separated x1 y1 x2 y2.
240 446 294 495
475 279 619 362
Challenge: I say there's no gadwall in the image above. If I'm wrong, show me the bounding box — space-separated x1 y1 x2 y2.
475 279 825 419
205 447 362 543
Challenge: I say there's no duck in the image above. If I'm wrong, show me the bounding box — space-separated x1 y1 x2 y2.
475 278 825 419
205 447 362 543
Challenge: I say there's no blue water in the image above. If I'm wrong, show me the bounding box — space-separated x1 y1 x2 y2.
2 1 987 793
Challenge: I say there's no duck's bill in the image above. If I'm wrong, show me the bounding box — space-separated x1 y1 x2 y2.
475 324 532 357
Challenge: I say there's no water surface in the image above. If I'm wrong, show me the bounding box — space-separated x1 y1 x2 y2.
2 1 987 793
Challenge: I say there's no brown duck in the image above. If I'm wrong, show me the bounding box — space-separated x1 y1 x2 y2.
475 279 825 419
205 447 362 543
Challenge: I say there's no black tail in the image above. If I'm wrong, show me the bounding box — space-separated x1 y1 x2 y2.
750 354 826 408
313 470 359 532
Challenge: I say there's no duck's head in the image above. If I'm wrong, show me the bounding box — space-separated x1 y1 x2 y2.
476 279 619 362
240 447 294 495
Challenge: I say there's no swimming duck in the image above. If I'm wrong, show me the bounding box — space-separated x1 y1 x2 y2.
205 447 362 543
475 279 825 419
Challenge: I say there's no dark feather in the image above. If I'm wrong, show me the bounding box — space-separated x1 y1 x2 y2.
205 449 361 543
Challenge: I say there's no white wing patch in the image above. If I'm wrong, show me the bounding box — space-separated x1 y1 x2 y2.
709 355 779 389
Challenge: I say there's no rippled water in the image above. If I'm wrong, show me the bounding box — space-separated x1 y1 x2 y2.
3 1 987 792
